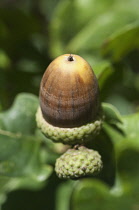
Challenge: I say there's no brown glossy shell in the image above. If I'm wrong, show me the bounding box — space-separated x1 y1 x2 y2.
40 54 99 128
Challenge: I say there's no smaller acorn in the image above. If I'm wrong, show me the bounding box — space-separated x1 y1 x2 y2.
55 145 103 179
36 54 102 145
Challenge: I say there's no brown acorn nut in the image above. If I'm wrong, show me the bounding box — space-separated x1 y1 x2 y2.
40 54 99 128
36 54 102 144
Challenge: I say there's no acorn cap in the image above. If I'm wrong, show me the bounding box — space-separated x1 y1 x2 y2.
36 107 102 145
55 146 103 179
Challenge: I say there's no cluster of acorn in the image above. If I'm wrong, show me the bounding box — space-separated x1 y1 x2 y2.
36 54 103 179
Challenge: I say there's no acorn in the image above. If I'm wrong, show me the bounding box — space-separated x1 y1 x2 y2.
55 145 103 179
36 54 102 145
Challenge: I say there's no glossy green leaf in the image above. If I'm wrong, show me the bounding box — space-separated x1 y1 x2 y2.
102 21 139 61
0 93 53 206
103 112 139 197
122 112 139 140
0 93 38 134
71 112 139 209
97 63 114 93
102 103 122 124
49 0 139 58
71 178 137 210
103 112 139 149
56 181 74 210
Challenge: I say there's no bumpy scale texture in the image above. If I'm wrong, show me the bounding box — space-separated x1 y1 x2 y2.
36 107 102 145
55 146 103 179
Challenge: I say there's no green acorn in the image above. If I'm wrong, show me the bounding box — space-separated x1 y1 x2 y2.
55 145 103 179
36 54 102 145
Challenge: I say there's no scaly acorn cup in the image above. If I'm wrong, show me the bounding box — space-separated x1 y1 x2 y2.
36 54 102 145
55 145 103 179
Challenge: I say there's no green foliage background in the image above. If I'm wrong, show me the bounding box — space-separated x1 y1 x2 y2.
0 0 139 209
